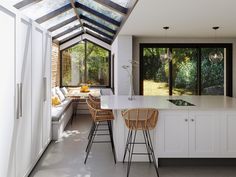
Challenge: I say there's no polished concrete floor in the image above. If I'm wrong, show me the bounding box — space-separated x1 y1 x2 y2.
30 115 236 177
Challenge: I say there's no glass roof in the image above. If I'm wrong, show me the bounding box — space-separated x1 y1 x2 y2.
77 0 123 22
85 27 111 41
111 0 130 8
8 0 22 6
41 9 75 30
52 21 80 37
7 0 137 45
21 0 70 20
79 10 118 31
82 20 114 37
56 28 82 41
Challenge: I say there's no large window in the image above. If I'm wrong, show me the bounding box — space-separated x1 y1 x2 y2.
140 44 232 96
61 40 110 87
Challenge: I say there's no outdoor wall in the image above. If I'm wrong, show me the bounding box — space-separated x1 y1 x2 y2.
51 43 60 87
132 37 236 97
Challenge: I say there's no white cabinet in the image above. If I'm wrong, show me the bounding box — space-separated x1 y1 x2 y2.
15 16 32 177
42 33 52 148
32 24 44 160
157 111 189 157
0 2 52 177
157 110 222 158
220 112 236 157
0 5 16 177
189 111 220 157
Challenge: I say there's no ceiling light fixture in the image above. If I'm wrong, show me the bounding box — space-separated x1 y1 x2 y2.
209 26 223 63
160 26 172 63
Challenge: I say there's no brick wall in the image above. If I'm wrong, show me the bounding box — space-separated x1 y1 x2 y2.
51 43 60 87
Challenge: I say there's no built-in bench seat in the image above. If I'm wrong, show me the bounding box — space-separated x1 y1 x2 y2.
51 98 73 140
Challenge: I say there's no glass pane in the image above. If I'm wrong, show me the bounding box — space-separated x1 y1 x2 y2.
21 0 70 20
61 41 110 86
85 27 112 41
142 48 169 96
52 20 80 37
41 9 75 29
201 48 224 95
77 0 122 22
56 28 82 41
62 42 85 86
7 0 22 6
172 48 198 95
86 41 109 86
83 20 114 36
79 10 117 30
111 0 129 7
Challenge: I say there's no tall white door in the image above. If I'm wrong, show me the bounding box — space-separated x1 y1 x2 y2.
15 16 32 177
42 33 52 148
156 111 189 157
0 5 16 177
189 111 220 157
32 25 44 160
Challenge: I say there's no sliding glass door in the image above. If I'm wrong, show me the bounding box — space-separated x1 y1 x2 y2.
140 44 232 96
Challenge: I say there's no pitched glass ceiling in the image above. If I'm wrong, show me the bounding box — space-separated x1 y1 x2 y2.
8 0 137 45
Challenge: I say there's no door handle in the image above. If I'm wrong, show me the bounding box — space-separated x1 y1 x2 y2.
19 83 22 117
16 83 20 119
43 77 47 102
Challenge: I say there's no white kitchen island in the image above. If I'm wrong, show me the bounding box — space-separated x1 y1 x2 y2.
101 95 236 163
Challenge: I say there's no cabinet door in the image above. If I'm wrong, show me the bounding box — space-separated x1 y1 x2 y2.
156 110 189 157
189 111 220 157
15 17 32 177
32 25 44 160
42 33 52 148
0 5 16 177
220 113 236 157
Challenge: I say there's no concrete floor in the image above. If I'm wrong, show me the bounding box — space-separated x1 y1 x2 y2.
30 115 236 177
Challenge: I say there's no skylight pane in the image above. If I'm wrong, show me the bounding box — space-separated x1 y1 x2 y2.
57 28 82 41
7 0 22 6
52 21 80 37
41 9 75 29
79 10 118 31
77 0 122 22
110 0 130 7
85 27 111 41
82 20 113 36
21 0 70 20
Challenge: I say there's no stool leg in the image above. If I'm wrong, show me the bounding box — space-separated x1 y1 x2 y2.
145 130 159 177
108 120 116 164
87 122 95 140
142 129 152 163
127 130 137 177
123 129 131 163
84 122 98 164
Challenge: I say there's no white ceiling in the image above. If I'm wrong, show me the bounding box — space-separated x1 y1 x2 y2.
120 0 236 38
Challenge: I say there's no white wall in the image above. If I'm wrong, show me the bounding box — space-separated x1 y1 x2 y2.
111 35 133 95
133 37 236 97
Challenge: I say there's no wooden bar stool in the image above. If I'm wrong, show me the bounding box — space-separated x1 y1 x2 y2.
84 97 116 164
122 108 159 177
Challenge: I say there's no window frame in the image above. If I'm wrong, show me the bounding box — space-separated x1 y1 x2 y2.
140 43 233 97
60 39 111 88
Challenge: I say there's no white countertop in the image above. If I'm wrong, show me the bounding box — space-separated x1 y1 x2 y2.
101 95 236 110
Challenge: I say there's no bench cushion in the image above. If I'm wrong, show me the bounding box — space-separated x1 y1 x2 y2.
52 98 72 121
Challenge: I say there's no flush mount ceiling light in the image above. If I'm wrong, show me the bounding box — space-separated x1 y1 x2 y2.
160 26 172 63
209 26 224 63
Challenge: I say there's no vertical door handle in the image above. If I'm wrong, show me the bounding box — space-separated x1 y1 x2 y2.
16 83 20 119
19 83 23 117
43 77 47 102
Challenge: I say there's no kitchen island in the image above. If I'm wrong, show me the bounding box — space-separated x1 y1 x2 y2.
101 95 236 163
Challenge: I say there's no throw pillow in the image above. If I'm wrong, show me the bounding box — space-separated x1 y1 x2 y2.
61 87 68 96
55 86 65 101
51 87 56 97
51 95 61 106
